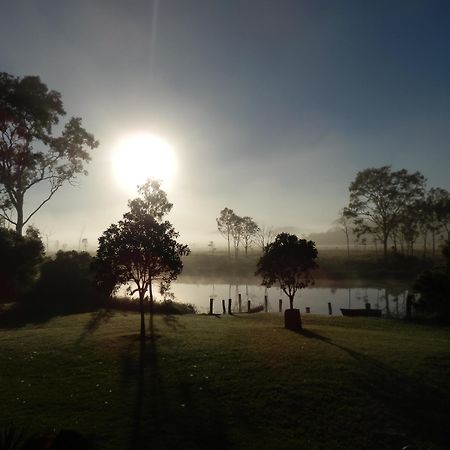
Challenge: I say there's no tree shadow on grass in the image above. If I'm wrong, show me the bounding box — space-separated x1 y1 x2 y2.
121 322 229 450
75 309 115 345
297 328 450 448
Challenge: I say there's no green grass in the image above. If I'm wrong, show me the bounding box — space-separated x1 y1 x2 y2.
1 312 450 449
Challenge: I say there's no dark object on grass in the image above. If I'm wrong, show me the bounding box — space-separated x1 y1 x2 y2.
285 308 301 330
340 308 382 317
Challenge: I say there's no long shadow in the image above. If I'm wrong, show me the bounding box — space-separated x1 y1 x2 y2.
75 309 115 345
123 315 230 450
297 328 450 447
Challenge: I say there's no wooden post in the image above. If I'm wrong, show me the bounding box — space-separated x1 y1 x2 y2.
228 298 232 315
264 295 268 312
406 294 412 319
247 300 251 313
365 303 371 311
328 302 332 315
209 298 213 315
306 307 311 314
222 299 226 314
238 293 242 313
278 298 282 313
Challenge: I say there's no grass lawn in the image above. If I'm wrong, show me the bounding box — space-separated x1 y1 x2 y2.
1 312 449 449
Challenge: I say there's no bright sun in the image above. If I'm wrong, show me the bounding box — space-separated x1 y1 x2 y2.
113 133 176 193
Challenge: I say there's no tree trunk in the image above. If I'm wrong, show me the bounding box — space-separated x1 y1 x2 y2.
227 233 231 258
148 280 154 338
15 197 24 235
139 292 146 341
432 230 436 257
345 231 350 257
383 236 388 261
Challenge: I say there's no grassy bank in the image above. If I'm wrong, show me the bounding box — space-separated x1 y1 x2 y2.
1 312 449 449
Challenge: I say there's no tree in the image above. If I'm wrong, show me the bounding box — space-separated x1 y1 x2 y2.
336 208 352 257
230 213 243 258
256 233 318 329
241 216 259 256
216 207 235 258
94 181 189 341
255 224 274 253
0 73 98 235
431 188 450 242
346 166 426 259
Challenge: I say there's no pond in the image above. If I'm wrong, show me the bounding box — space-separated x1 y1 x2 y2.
160 283 411 317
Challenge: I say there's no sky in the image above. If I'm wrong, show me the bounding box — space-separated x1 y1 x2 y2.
1 0 449 250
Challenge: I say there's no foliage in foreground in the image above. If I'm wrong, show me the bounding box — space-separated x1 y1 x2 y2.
414 241 450 322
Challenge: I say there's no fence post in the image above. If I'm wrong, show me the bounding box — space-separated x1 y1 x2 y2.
228 298 232 315
306 307 311 314
209 298 213 315
328 302 332 315
238 293 242 313
279 298 282 312
264 295 268 312
222 299 226 314
247 300 251 313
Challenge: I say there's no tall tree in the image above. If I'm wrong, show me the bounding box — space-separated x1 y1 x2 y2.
255 224 274 253
217 207 235 258
230 213 243 258
256 233 318 329
0 73 98 235
431 188 450 242
241 216 259 256
94 181 189 341
346 166 426 259
336 208 352 257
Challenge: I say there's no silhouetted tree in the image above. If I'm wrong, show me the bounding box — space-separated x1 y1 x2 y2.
217 207 234 258
346 166 426 259
0 73 98 235
241 216 259 256
256 233 318 329
414 240 450 322
95 181 189 341
431 187 450 241
336 208 352 257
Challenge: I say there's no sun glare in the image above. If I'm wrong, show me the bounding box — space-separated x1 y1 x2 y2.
113 134 176 193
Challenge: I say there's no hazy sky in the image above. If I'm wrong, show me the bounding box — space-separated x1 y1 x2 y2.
1 0 449 249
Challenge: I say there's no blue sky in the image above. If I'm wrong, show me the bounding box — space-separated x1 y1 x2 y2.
1 0 449 248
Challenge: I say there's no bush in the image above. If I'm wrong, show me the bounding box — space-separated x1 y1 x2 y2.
0 227 44 303
24 251 106 313
108 297 196 315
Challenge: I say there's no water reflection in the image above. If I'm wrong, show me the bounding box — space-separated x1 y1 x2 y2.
162 284 411 317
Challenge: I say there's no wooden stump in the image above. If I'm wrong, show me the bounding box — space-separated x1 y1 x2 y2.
284 308 302 331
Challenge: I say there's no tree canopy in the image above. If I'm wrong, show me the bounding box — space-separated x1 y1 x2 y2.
346 166 426 259
0 72 98 234
256 233 318 312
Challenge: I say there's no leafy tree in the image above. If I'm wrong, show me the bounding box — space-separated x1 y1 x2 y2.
241 216 259 256
94 181 189 340
346 166 426 259
256 233 318 328
0 73 98 235
0 225 44 301
217 207 235 258
431 187 450 241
